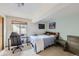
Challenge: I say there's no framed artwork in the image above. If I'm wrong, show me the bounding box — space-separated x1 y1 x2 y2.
49 22 56 29
39 24 45 29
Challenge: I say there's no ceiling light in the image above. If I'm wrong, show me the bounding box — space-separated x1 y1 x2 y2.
17 3 24 7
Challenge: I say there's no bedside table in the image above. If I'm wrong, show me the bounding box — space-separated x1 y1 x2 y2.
56 39 67 50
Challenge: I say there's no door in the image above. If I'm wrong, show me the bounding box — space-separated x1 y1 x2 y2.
0 16 4 50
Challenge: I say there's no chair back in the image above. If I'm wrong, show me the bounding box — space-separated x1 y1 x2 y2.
10 32 22 46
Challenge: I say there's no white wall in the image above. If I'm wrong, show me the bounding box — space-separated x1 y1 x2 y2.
27 21 47 36
46 14 79 41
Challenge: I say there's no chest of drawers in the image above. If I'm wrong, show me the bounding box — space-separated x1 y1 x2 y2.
67 35 79 55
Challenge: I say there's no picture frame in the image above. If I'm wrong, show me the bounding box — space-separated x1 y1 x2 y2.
49 22 56 29
39 24 45 29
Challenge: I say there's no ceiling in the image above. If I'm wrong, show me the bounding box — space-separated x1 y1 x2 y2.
0 3 79 22
39 3 79 22
0 3 58 20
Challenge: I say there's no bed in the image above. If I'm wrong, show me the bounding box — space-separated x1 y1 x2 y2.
29 32 59 53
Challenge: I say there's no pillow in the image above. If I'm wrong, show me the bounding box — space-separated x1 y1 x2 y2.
46 33 50 35
49 35 55 37
33 34 38 36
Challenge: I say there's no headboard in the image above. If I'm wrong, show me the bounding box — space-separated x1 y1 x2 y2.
44 31 60 39
44 31 59 35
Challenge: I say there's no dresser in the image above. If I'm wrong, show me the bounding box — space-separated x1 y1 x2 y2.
67 35 79 55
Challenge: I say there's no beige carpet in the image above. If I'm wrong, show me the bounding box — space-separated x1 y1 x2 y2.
0 44 74 56
38 46 74 56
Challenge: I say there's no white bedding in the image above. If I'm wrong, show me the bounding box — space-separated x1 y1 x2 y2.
29 35 55 53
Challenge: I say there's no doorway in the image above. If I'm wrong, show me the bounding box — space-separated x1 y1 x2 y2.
0 16 4 50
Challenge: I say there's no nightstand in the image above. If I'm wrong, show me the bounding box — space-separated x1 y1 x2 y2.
56 39 67 50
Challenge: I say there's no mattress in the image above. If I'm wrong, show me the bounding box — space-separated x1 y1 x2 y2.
29 35 55 48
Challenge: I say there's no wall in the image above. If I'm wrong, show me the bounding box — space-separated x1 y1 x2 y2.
27 21 47 36
46 14 79 41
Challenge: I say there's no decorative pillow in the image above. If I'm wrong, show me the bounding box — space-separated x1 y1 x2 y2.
46 33 50 35
50 35 55 37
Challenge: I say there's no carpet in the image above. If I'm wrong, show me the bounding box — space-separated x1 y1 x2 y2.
0 44 74 56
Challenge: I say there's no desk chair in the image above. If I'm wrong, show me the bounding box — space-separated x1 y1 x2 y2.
8 32 23 54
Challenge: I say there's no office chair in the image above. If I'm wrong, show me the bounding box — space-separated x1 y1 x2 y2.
8 32 23 54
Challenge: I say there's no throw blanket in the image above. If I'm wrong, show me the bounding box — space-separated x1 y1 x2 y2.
35 37 44 53
30 36 44 53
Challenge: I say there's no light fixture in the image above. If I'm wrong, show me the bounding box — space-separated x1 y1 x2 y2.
17 3 24 7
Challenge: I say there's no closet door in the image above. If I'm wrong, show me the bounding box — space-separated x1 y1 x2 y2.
0 16 3 50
